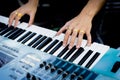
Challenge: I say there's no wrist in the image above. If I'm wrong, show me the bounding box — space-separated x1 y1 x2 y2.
79 10 94 21
28 0 39 7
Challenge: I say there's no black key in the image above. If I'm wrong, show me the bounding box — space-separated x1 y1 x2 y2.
0 27 8 34
0 27 14 35
69 47 84 62
57 45 69 57
85 52 100 68
0 27 7 33
49 41 63 54
0 22 7 28
8 29 25 40
63 46 76 60
27 35 42 46
17 31 32 42
78 50 93 66
4 27 19 37
36 37 52 50
21 33 36 44
32 36 47 48
44 39 59 52
0 23 7 32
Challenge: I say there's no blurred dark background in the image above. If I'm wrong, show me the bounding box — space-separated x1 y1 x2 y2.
0 0 120 48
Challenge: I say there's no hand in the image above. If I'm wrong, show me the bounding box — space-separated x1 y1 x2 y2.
8 1 38 27
56 14 92 49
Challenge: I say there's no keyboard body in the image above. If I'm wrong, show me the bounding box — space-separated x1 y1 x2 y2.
0 15 120 80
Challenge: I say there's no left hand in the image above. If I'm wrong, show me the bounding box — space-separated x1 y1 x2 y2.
8 1 37 28
56 14 92 49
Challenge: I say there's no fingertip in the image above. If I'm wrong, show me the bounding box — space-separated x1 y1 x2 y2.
63 43 66 47
8 24 11 27
14 23 18 28
14 24 16 28
28 20 33 27
27 24 31 27
69 46 72 50
87 43 91 46
87 39 91 47
56 32 60 36
76 45 80 49
87 41 91 46
8 20 12 27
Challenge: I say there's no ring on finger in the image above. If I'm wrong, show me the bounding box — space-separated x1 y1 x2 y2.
17 13 23 19
73 29 79 33
79 30 85 34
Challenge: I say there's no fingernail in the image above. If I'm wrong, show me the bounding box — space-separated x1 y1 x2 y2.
69 46 72 50
76 45 80 49
87 43 91 46
27 24 31 27
63 44 66 47
52 34 57 38
8 24 10 27
14 26 16 29
55 33 59 36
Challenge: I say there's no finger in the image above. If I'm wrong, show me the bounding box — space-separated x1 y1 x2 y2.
14 18 20 28
63 29 72 47
86 32 91 46
69 29 78 49
56 26 66 36
8 11 17 27
56 21 71 36
76 31 84 49
56 23 69 36
14 13 23 28
28 14 35 27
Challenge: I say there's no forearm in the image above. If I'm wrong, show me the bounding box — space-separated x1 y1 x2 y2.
28 0 39 7
79 0 106 19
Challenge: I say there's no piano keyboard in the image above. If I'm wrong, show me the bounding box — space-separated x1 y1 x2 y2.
0 15 109 70
0 15 120 80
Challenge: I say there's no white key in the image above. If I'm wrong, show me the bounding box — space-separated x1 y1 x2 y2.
73 42 109 69
60 46 70 58
24 33 40 46
65 39 87 60
14 30 28 42
45 40 61 54
73 45 90 65
2 29 12 37
0 15 20 26
87 42 109 69
66 49 78 61
53 44 65 56
18 22 57 38
0 15 9 24
41 38 56 52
